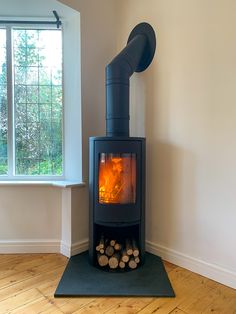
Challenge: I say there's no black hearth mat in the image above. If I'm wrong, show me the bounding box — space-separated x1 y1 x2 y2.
54 251 175 297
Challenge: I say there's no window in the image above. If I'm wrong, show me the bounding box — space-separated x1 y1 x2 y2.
0 26 63 178
0 29 7 175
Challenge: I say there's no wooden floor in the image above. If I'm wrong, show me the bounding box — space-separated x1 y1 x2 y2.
0 254 235 314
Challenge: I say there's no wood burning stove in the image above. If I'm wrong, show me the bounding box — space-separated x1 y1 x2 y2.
89 22 156 271
89 137 145 269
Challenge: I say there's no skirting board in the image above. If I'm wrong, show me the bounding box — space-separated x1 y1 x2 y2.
62 239 236 289
0 239 61 254
1 239 235 289
0 239 88 256
146 241 236 289
60 239 89 257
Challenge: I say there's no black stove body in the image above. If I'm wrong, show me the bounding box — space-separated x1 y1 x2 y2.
89 23 156 269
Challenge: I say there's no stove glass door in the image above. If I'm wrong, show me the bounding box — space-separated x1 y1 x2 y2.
98 153 136 204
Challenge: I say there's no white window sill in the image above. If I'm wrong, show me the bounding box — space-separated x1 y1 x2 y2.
0 180 86 188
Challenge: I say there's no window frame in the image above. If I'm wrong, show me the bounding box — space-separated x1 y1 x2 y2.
0 23 65 180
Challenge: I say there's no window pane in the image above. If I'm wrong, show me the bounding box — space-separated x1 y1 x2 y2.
13 29 63 176
0 28 8 175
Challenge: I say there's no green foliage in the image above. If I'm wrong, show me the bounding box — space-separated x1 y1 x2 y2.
0 28 63 176
0 30 8 175
0 163 7 175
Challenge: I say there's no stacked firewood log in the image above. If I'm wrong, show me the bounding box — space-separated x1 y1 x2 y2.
96 236 140 270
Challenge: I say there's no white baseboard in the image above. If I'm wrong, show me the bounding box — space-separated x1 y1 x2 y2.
0 239 60 254
71 239 89 256
146 240 236 289
0 239 89 257
60 241 71 257
1 238 234 289
60 239 89 257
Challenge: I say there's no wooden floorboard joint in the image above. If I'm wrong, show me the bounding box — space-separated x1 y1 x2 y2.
0 254 235 314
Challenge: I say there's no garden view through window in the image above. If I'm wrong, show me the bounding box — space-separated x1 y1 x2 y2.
0 27 63 176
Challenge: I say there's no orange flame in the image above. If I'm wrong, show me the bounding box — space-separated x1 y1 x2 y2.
99 154 136 204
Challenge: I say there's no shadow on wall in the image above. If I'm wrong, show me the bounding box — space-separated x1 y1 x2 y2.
148 142 197 250
144 62 197 253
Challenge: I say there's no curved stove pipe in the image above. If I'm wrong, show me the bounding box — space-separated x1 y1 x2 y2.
106 22 156 137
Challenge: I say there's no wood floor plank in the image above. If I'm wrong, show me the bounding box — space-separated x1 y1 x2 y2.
137 268 209 314
36 278 93 312
0 253 43 261
0 253 66 280
0 255 27 265
41 309 64 314
105 297 154 314
0 254 50 268
0 255 41 274
0 254 235 314
179 275 236 314
163 261 178 273
0 258 67 290
71 297 128 314
57 298 96 314
10 297 60 314
201 288 236 314
169 308 188 313
37 278 70 308
167 267 193 283
0 266 65 302
177 278 217 312
212 281 236 298
178 284 221 314
0 288 44 314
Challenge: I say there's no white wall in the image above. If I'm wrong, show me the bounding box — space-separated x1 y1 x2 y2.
0 186 61 240
0 0 118 252
119 0 236 288
0 0 75 18
58 0 119 245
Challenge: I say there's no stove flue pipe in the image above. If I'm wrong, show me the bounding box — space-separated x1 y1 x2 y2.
106 22 156 137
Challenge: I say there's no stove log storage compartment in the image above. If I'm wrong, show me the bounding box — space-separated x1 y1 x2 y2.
89 22 156 271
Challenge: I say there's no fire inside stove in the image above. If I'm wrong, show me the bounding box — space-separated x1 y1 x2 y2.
99 153 136 204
